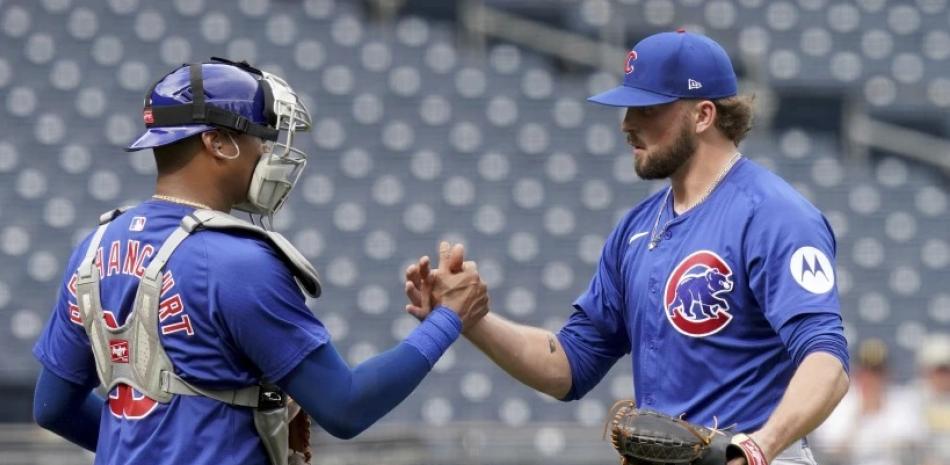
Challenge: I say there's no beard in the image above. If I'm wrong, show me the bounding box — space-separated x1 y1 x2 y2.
633 118 697 180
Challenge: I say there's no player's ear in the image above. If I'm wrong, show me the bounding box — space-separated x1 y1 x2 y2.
200 130 223 155
692 100 717 135
201 130 240 160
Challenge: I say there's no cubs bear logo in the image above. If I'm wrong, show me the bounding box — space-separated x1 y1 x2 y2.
663 250 735 337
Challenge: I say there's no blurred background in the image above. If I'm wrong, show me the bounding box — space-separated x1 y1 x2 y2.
0 0 948 464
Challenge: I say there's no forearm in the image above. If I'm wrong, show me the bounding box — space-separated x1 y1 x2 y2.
465 313 572 399
333 342 433 435
33 368 102 451
281 307 460 439
281 341 432 438
752 352 849 460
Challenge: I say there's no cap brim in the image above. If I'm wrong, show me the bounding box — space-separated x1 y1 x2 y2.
587 85 679 108
125 125 216 152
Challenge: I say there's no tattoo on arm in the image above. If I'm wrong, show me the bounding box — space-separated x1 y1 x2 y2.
548 335 557 354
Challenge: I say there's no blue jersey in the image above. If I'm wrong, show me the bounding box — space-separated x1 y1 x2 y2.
573 158 841 431
33 199 330 465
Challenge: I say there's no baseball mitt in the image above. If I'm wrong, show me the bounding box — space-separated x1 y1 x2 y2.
287 400 312 465
605 400 769 465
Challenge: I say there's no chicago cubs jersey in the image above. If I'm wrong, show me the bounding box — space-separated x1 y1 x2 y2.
574 158 842 432
34 199 330 465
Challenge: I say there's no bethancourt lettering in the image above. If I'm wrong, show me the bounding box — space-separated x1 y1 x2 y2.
65 239 193 336
94 240 155 280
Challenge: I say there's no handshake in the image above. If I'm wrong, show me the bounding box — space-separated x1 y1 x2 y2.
403 241 490 332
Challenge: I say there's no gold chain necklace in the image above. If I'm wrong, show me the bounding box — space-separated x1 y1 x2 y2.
152 194 213 210
648 153 742 251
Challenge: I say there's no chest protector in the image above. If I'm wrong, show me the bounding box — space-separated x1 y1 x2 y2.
75 207 321 465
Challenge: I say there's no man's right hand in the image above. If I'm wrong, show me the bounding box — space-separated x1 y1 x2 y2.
406 241 489 332
406 242 571 399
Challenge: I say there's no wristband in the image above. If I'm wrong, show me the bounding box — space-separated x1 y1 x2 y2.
403 306 462 366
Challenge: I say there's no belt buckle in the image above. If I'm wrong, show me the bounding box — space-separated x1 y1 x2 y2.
257 385 286 410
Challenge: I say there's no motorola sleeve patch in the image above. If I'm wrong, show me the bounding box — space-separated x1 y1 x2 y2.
789 246 835 294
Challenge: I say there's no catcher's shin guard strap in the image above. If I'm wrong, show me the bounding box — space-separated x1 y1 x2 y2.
728 434 769 465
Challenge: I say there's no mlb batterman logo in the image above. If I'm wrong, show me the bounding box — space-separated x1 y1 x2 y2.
664 250 735 337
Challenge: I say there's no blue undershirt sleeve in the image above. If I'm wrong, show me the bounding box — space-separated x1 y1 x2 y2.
33 367 103 451
277 307 461 439
776 311 850 375
556 310 628 401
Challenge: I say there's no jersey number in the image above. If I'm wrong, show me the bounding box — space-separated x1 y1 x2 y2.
108 385 158 420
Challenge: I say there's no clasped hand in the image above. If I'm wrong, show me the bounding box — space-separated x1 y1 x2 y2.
404 241 489 332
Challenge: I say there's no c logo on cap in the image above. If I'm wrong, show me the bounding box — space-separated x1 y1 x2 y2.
624 50 638 74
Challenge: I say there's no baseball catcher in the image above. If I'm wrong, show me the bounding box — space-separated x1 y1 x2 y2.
33 57 488 465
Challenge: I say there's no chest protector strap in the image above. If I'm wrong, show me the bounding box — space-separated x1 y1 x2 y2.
75 208 322 464
178 210 321 298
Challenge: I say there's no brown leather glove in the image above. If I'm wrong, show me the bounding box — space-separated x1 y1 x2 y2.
288 402 312 464
605 400 769 465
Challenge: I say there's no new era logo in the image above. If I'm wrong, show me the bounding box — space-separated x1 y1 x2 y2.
130 216 147 232
110 339 129 363
688 79 703 90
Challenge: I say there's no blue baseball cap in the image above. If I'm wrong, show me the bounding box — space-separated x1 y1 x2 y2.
588 30 737 107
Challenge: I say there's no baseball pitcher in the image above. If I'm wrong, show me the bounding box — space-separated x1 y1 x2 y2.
406 31 850 465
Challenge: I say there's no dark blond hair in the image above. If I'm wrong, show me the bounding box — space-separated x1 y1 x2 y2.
712 94 755 145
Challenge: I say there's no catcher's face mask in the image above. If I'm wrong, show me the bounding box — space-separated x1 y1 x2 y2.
128 57 313 220
233 70 312 218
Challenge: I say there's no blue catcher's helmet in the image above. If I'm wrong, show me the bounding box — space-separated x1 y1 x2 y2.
127 58 289 151
128 58 313 217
